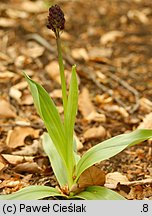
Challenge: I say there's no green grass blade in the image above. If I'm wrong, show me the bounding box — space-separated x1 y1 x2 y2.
24 73 67 165
42 132 68 187
73 186 125 200
0 186 62 200
64 65 78 182
76 129 152 181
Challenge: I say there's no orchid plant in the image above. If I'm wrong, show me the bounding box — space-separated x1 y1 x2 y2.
1 5 152 200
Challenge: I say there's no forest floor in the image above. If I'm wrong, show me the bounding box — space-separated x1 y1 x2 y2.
0 0 152 199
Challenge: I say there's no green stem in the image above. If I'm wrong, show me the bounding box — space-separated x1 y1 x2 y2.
56 35 74 188
56 36 67 114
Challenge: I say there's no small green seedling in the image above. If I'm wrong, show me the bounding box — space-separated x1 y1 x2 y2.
1 5 152 200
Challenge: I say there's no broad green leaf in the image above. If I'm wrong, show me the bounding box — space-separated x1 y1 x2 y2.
42 132 68 187
73 186 125 200
0 186 63 200
64 65 78 176
75 129 152 181
24 73 67 167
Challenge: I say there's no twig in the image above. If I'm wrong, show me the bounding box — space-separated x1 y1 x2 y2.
105 178 152 190
121 178 152 187
80 67 127 108
25 33 55 53
107 67 140 113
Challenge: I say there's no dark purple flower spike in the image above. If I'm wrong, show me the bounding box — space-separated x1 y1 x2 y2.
47 4 65 37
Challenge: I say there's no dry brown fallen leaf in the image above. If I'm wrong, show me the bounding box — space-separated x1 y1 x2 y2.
20 0 45 13
0 139 8 153
83 126 106 141
138 112 152 130
96 71 108 84
20 94 33 105
9 81 29 103
78 166 105 189
100 30 124 45
88 47 113 63
6 127 40 149
14 55 32 68
12 140 41 156
2 154 34 165
118 179 152 200
13 81 28 90
0 99 16 118
45 61 71 86
25 42 45 59
13 162 42 174
139 97 152 112
126 185 152 200
50 89 62 98
45 61 61 84
71 48 89 61
0 18 16 27
0 175 32 190
9 87 22 102
104 172 129 189
0 155 8 172
0 179 21 190
79 87 95 117
95 94 113 104
6 8 29 19
78 87 106 123
127 9 149 24
0 71 16 83
85 111 106 123
0 162 5 172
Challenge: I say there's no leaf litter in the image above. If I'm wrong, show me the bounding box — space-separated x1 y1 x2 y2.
0 0 152 199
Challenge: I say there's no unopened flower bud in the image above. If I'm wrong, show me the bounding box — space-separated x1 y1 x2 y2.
47 4 65 37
